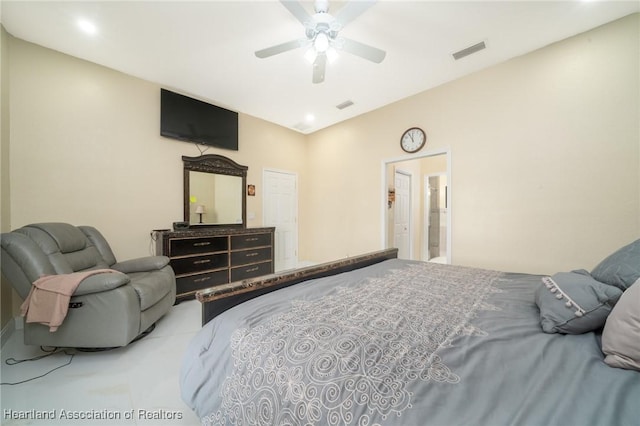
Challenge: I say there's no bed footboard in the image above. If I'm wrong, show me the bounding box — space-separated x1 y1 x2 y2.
196 248 398 325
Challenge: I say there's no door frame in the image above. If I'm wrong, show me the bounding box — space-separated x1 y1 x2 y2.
381 147 452 264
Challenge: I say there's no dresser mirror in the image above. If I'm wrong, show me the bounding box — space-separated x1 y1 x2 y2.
183 154 247 227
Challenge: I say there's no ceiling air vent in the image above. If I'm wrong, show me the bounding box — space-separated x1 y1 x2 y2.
452 41 487 60
293 122 311 132
336 100 354 110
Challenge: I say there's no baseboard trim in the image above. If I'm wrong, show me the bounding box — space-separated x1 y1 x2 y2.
1 317 16 348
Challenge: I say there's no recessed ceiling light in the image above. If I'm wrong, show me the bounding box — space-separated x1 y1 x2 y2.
305 114 315 123
77 19 97 35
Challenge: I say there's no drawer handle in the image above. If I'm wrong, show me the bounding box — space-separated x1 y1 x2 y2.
193 259 211 265
193 242 211 247
245 237 259 242
245 252 259 257
245 267 259 273
194 276 211 283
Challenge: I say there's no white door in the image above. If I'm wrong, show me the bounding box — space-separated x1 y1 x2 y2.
394 171 411 259
263 169 298 271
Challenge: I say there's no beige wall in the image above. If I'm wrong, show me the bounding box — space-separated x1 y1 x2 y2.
1 26 16 330
2 15 639 329
8 37 307 261
4 36 307 323
306 14 639 274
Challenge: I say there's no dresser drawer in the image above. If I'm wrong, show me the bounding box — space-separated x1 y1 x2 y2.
170 236 228 257
171 253 228 275
231 233 271 250
176 270 229 296
231 247 272 267
156 228 274 301
231 261 272 282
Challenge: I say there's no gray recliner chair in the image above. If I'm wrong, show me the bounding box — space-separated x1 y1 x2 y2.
1 223 176 348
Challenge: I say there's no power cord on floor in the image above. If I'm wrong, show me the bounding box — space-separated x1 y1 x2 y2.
1 323 156 385
1 347 75 386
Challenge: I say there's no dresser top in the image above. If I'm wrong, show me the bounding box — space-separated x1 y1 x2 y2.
157 227 275 238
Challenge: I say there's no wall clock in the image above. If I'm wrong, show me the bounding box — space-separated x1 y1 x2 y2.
400 127 426 153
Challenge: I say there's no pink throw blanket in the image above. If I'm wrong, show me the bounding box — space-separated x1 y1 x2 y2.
20 269 116 332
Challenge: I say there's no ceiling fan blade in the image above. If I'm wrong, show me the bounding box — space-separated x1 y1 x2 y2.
280 0 312 26
312 54 327 84
340 37 386 63
335 0 377 27
255 39 303 58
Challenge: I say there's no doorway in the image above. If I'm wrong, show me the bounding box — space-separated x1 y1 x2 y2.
382 149 451 263
424 174 447 263
263 169 298 271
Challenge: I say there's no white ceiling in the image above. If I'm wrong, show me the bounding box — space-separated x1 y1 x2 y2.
2 1 638 134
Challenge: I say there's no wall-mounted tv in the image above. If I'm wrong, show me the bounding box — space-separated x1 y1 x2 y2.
160 89 238 151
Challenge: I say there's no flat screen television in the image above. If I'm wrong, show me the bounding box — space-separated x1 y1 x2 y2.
160 89 238 150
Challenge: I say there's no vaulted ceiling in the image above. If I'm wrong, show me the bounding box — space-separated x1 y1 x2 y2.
2 1 638 133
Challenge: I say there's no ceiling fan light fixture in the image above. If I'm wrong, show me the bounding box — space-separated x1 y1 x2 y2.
304 47 317 63
326 47 338 63
314 32 330 52
255 0 386 84
305 41 337 64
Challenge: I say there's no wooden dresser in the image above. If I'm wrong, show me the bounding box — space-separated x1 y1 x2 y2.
155 227 275 302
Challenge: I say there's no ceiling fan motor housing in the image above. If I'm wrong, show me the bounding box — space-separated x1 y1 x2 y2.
314 0 330 14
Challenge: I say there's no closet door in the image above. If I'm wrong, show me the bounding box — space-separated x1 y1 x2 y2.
394 170 412 260
263 169 298 271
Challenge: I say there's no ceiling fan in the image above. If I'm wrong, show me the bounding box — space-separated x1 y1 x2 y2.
255 0 386 84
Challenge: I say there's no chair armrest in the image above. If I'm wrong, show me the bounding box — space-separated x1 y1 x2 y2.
111 256 170 274
74 271 131 296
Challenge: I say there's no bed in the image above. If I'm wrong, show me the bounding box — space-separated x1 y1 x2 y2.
180 244 640 426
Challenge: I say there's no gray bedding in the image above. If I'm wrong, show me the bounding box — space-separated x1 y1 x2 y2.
180 259 640 425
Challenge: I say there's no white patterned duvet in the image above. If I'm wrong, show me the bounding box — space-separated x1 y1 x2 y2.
180 259 640 426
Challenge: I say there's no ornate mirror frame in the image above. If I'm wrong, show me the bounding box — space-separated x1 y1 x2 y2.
183 154 248 228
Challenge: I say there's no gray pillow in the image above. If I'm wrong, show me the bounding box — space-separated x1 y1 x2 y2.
591 239 640 290
602 278 640 371
535 271 623 334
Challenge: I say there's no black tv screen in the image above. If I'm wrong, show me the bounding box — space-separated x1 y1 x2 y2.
160 89 238 150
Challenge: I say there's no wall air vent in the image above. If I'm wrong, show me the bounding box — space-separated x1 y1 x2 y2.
336 100 354 110
452 41 487 60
